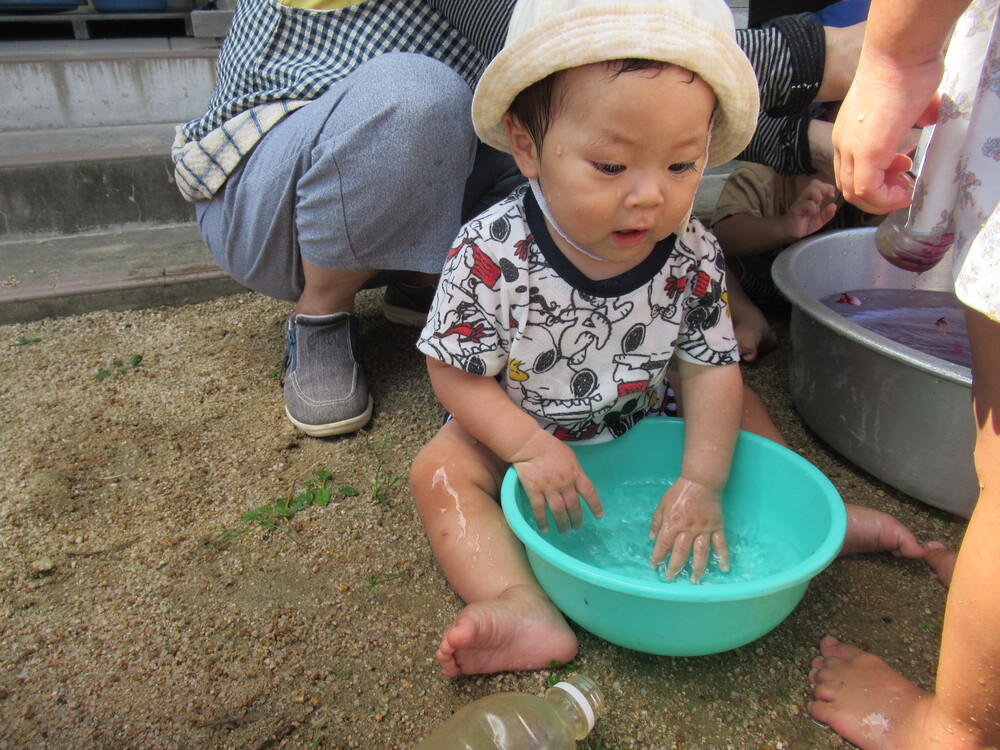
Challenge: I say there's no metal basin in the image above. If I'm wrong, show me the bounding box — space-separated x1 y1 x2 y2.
772 228 977 518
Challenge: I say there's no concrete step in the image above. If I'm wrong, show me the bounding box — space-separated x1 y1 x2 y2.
1 37 219 132
0 168 734 325
0 123 193 236
0 37 216 235
1 121 178 166
0 221 241 324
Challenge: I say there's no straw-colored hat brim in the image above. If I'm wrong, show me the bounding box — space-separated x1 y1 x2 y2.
472 6 760 168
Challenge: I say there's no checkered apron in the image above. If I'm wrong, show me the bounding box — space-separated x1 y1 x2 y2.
173 0 484 200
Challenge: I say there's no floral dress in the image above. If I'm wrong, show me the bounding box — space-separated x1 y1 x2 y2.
910 0 1000 321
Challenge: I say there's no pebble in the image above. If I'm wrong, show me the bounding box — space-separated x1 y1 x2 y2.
29 558 55 577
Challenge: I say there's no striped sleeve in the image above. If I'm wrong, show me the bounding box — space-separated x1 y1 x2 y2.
424 0 515 63
735 13 827 176
736 13 825 117
737 110 814 176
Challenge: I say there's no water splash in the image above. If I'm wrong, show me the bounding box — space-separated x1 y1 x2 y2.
432 467 466 540
538 481 801 585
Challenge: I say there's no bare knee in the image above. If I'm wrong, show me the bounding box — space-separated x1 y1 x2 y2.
409 426 505 516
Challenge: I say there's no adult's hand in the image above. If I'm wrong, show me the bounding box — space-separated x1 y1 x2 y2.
832 53 941 214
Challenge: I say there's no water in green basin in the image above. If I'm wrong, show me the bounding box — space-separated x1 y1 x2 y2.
540 480 803 585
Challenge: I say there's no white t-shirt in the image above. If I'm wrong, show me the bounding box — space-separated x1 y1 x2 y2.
418 185 738 442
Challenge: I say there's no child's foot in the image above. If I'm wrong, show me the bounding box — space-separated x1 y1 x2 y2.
809 636 935 750
734 306 777 363
436 584 578 677
839 504 927 559
922 541 957 587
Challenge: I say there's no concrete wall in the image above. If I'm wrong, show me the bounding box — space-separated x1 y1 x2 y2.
2 50 217 132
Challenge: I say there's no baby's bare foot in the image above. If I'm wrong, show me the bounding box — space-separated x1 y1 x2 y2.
734 306 777 363
839 504 926 558
436 584 578 677
922 541 956 587
809 636 933 750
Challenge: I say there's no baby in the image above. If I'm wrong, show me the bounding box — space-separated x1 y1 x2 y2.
410 0 761 676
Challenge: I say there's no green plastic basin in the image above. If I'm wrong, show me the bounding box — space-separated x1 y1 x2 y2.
501 418 846 656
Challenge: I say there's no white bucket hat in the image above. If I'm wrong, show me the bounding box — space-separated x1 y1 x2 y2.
472 0 760 169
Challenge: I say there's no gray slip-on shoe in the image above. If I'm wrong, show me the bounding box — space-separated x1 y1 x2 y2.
280 312 373 436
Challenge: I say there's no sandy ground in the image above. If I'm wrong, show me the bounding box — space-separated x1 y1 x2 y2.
0 289 966 749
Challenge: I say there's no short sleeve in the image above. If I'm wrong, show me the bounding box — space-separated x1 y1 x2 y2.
711 163 778 226
417 227 512 378
672 221 739 367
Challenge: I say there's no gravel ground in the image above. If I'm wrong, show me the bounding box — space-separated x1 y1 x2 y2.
0 289 966 749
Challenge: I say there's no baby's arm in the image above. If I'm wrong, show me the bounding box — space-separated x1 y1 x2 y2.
649 359 743 582
713 179 838 257
426 357 603 534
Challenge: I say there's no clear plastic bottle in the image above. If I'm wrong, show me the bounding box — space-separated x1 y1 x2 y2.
874 207 954 273
413 673 605 749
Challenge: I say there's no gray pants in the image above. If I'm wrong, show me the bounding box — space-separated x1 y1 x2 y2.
196 52 522 303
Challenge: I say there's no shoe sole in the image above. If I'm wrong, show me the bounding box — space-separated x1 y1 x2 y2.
382 303 428 327
285 396 374 437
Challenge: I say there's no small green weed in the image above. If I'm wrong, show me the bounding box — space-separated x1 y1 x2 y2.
368 429 406 505
209 470 358 548
545 660 579 687
361 572 406 595
13 336 42 346
371 462 405 505
917 617 941 634
306 728 328 750
95 354 143 380
267 356 283 379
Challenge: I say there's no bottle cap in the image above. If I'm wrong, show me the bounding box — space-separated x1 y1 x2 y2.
553 680 595 732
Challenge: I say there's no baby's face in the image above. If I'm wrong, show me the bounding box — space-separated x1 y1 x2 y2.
522 62 715 272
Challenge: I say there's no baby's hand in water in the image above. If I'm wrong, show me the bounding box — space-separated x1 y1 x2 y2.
649 477 728 583
511 431 603 534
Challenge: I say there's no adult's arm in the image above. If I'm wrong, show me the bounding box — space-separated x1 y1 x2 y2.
738 109 819 176
737 13 825 117
736 15 865 176
736 14 824 175
833 0 968 212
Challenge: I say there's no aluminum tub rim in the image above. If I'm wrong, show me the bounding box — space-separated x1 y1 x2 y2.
771 228 971 389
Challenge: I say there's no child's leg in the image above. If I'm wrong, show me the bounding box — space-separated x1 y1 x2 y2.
727 271 778 363
739 384 784 442
410 419 578 677
839 504 926 559
810 308 1000 750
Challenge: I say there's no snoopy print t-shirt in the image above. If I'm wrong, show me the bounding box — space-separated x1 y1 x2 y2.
417 185 738 443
